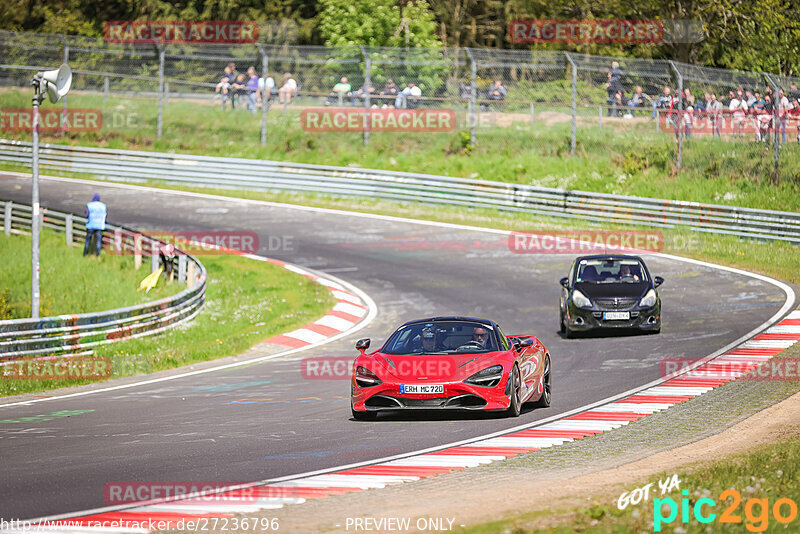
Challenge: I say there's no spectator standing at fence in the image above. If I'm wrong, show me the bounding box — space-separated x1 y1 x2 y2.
752 91 765 141
788 98 800 143
682 103 693 139
84 193 107 258
652 86 671 119
380 79 399 108
777 89 790 146
708 93 722 138
757 94 773 144
215 65 235 99
486 80 507 102
229 73 247 109
279 73 297 105
729 90 747 140
242 67 261 114
605 70 624 117
788 83 800 102
395 82 422 108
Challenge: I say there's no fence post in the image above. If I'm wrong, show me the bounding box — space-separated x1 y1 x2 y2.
65 213 73 245
151 239 159 273
360 45 371 146
187 261 195 288
59 34 69 136
466 48 477 147
157 44 165 140
765 73 780 183
103 76 109 100
257 44 269 146
565 53 577 155
178 254 187 283
669 61 683 170
134 234 142 269
4 201 11 236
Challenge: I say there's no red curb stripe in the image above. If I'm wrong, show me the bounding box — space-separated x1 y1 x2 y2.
327 310 363 323
662 378 729 387
565 412 644 421
303 323 342 337
266 335 310 348
754 333 800 340
430 446 536 456
780 319 800 325
727 347 784 355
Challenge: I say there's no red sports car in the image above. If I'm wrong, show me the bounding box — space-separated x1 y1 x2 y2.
351 317 551 420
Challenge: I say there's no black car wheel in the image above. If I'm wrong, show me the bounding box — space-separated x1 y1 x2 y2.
352 408 377 421
559 309 566 334
531 355 551 408
507 365 522 417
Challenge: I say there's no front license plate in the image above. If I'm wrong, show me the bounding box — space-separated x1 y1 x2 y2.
603 311 630 321
401 384 444 395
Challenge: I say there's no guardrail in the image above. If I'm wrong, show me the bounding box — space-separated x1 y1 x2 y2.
0 199 206 360
1 140 799 244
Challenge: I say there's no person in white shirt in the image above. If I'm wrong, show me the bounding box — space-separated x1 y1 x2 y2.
259 73 276 105
778 89 791 146
395 82 422 108
729 91 748 140
278 73 297 105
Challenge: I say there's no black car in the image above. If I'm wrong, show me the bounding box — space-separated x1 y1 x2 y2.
559 255 663 337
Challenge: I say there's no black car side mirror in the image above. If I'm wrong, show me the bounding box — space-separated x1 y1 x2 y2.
559 277 570 288
654 276 664 287
517 337 534 348
355 338 371 351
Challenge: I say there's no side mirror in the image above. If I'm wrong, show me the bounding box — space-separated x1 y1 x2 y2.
355 338 371 351
517 337 534 349
654 276 664 288
559 277 569 288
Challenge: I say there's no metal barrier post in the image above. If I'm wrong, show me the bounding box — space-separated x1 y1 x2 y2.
4 201 10 236
187 261 195 288
103 76 109 100
134 233 142 269
466 48 477 147
765 73 781 183
257 44 268 146
151 239 159 272
565 53 577 155
670 61 683 170
65 213 73 245
157 44 165 140
178 254 187 283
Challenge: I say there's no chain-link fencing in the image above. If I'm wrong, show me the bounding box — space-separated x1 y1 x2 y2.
0 28 798 182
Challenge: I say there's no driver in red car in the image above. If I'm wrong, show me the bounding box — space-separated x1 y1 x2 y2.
471 326 489 348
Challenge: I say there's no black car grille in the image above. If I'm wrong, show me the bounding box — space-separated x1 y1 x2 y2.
595 297 639 310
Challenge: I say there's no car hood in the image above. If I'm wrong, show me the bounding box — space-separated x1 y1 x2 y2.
363 352 508 382
575 281 649 299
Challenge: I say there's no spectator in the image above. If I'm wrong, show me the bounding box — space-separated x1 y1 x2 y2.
707 93 723 139
752 91 765 141
244 67 260 114
652 86 672 119
259 72 276 105
683 88 695 108
729 90 748 140
613 90 627 117
627 85 646 112
278 73 297 105
353 80 376 107
159 243 177 281
788 98 800 143
605 69 624 117
215 65 235 99
486 80 507 102
380 79 399 108
682 104 693 139
777 89 790 146
229 73 247 109
326 76 352 106
395 82 422 109
84 193 107 258
757 94 773 144
722 90 735 107
788 83 800 102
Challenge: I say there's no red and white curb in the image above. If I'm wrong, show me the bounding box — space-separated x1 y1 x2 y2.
239 254 369 350
19 309 799 533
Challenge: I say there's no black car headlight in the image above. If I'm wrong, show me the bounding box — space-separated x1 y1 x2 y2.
464 365 503 387
355 366 382 388
572 289 592 309
639 289 657 308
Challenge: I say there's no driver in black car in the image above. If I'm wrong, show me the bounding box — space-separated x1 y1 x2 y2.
619 264 641 281
471 326 489 348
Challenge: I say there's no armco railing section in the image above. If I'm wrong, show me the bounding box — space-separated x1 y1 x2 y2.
1 140 799 244
0 198 206 359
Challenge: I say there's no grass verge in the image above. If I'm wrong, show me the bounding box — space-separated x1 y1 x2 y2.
1 88 799 211
461 433 800 533
1 246 337 397
0 229 176 319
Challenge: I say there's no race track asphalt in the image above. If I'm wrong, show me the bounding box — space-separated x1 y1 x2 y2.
0 173 791 520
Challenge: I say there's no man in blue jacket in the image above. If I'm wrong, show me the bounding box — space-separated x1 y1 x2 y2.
84 193 107 257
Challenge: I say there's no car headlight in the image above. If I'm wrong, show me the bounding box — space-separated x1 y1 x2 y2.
355 366 382 388
464 364 503 387
572 289 592 309
640 289 657 308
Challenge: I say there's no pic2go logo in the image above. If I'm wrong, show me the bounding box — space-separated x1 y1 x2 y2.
654 489 799 532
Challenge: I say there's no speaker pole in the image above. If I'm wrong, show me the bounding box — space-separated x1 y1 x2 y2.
31 82 42 319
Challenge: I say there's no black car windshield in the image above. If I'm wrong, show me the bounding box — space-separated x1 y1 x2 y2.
382 321 498 355
576 258 648 284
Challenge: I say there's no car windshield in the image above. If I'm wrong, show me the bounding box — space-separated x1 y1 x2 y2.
576 259 648 284
382 321 498 355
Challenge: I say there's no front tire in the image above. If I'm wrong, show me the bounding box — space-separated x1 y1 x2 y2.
531 355 551 408
507 365 522 417
352 408 377 421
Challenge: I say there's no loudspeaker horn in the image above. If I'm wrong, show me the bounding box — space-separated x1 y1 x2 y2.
39 64 72 103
